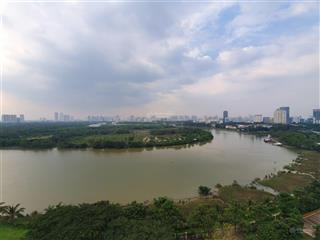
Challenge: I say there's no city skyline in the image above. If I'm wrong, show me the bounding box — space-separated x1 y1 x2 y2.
1 2 319 119
2 106 319 123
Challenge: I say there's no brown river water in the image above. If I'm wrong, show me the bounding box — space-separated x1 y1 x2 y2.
1 129 296 212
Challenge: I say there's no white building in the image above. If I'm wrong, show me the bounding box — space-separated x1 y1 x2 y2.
273 109 287 124
254 114 263 123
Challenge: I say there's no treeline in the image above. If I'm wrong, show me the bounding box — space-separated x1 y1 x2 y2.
271 131 320 151
2 180 316 240
217 124 320 152
63 128 213 149
250 128 320 151
0 122 213 149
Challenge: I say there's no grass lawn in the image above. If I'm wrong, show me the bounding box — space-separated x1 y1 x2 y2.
218 185 274 203
0 225 27 240
259 172 314 193
292 151 320 180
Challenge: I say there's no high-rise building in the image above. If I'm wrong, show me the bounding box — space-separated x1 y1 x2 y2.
54 112 59 121
19 114 24 122
263 117 272 124
223 111 228 123
254 114 263 123
279 107 290 124
2 114 17 122
59 112 64 121
273 109 287 124
1 114 24 123
313 109 320 124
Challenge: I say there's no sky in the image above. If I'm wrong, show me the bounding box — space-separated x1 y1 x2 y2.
1 1 319 120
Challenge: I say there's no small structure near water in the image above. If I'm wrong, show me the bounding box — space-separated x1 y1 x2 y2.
263 135 282 146
264 135 273 143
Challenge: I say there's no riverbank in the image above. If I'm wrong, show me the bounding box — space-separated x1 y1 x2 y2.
258 150 320 193
213 126 319 194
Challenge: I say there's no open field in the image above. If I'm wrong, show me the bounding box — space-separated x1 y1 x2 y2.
0 225 27 240
259 172 314 193
288 150 320 180
177 184 274 218
218 184 274 203
259 150 319 193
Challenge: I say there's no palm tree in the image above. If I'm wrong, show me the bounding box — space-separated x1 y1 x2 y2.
0 202 8 216
4 203 25 220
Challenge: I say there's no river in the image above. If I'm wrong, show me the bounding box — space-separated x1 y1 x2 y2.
1 129 297 212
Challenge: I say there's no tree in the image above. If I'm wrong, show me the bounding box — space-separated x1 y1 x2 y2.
124 201 147 220
294 180 320 213
188 204 217 233
0 202 8 216
225 201 245 232
254 222 282 240
4 203 25 220
315 225 320 240
104 217 175 240
198 186 211 197
152 197 184 231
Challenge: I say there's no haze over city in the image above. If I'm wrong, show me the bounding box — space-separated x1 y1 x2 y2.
1 1 319 119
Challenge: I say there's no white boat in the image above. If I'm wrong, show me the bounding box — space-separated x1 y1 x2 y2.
273 142 283 146
264 135 272 142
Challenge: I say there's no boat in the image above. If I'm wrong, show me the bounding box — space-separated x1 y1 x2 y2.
273 142 283 146
264 135 272 143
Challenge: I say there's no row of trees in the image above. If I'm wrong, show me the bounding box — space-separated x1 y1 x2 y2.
24 195 308 240
244 124 320 151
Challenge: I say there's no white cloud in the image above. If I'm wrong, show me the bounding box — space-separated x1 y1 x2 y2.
2 2 319 118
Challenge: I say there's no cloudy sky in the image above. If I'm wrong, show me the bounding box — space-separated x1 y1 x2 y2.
1 1 319 119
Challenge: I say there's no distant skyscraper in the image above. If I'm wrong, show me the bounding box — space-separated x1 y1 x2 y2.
223 111 228 123
2 114 17 123
54 112 59 121
273 108 287 124
19 114 24 122
1 114 24 123
313 109 320 124
254 114 263 123
263 117 272 124
279 107 290 124
59 112 64 121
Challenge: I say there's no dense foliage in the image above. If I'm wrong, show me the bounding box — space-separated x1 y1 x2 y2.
8 180 315 240
26 199 178 240
293 180 320 213
315 225 320 240
0 122 213 149
198 186 211 196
